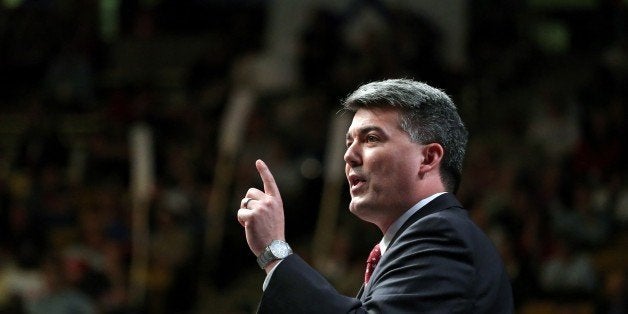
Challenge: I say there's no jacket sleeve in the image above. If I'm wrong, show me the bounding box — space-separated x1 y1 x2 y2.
258 254 366 314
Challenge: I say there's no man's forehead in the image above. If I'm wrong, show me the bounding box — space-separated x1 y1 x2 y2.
346 108 403 135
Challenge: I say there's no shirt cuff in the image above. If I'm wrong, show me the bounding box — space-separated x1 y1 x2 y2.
262 260 283 291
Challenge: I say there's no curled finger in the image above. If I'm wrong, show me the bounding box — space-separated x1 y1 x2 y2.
237 208 254 227
241 197 253 209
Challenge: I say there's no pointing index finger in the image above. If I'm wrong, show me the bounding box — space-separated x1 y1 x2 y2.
256 159 281 197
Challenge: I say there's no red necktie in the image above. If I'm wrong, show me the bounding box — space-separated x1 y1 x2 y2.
364 243 381 285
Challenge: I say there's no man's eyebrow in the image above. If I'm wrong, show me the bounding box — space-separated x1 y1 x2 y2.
346 126 384 140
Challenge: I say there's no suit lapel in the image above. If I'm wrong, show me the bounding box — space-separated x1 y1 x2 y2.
359 193 464 298
356 284 365 300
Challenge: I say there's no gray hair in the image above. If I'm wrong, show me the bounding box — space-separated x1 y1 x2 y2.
342 79 469 193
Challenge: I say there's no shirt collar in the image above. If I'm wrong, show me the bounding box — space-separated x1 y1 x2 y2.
379 192 447 255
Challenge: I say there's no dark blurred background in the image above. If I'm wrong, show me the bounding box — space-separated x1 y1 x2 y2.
0 0 627 313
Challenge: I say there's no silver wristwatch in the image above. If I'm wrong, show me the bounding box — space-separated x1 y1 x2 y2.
257 240 292 269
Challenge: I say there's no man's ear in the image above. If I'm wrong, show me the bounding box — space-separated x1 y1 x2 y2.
419 143 444 175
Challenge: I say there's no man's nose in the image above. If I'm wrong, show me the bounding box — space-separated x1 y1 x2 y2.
344 142 361 167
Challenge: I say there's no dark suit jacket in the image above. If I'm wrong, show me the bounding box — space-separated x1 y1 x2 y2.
258 193 514 313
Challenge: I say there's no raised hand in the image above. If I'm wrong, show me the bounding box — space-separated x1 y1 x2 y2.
237 159 286 257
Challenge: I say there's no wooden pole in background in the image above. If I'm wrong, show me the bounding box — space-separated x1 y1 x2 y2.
205 87 255 258
128 123 154 309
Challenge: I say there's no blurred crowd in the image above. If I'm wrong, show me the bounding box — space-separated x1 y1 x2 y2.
0 1 627 313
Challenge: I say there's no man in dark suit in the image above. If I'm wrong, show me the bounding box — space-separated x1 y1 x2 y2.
237 79 514 313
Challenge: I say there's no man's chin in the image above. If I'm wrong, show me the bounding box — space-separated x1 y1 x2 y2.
349 198 369 217
348 199 360 214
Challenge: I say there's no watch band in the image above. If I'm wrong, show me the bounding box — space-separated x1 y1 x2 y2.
257 249 275 269
256 240 292 269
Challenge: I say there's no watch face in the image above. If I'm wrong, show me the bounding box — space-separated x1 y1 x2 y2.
269 241 291 258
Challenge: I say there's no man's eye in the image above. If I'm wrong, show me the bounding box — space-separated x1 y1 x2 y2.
366 135 378 142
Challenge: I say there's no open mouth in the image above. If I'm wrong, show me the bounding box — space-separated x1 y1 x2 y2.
348 174 366 191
